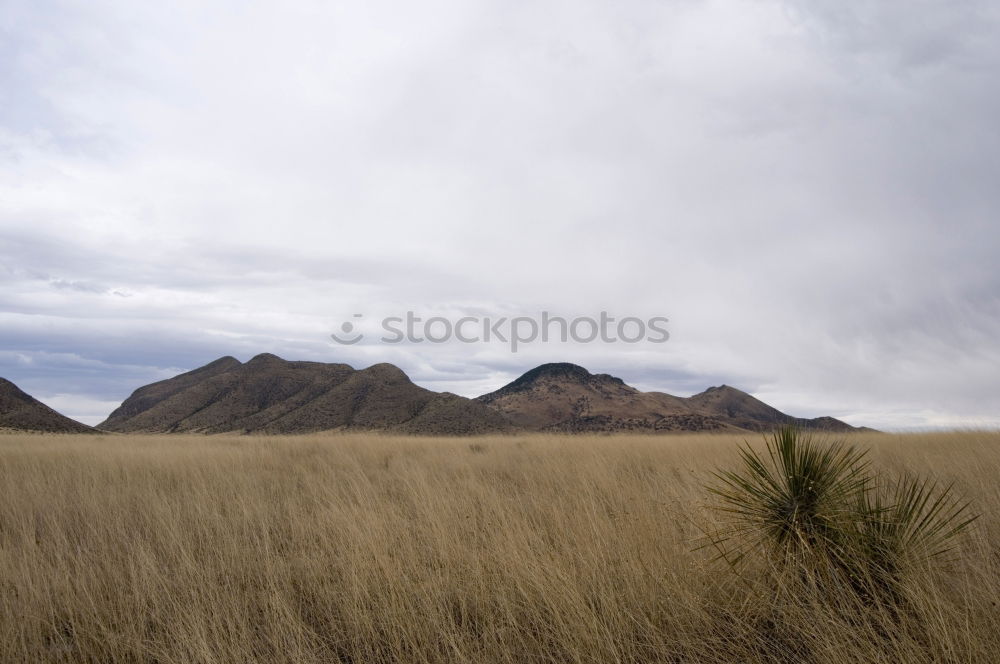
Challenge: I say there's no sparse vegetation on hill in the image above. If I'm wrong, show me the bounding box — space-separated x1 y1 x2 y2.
1 431 997 663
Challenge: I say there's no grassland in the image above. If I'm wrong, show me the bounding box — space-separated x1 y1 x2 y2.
1 431 998 663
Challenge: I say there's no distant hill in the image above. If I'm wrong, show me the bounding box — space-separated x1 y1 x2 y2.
98 356 864 435
476 363 860 433
0 378 95 433
99 354 513 435
474 363 737 433
684 384 858 432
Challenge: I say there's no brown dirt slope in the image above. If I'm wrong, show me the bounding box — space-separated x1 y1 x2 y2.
0 378 95 433
99 354 512 435
476 363 859 433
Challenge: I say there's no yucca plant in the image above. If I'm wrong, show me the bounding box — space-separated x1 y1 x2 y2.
851 473 977 593
706 427 977 601
707 427 868 570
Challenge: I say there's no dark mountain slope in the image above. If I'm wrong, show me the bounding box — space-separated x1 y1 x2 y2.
0 378 95 433
99 354 511 435
686 385 858 432
477 364 860 434
476 363 736 433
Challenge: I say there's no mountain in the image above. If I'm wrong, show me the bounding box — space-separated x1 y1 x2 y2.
685 384 858 432
476 363 859 433
99 356 864 435
0 378 95 433
99 354 512 435
475 363 736 432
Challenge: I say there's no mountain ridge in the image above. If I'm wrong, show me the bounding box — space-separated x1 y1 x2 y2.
0 378 95 433
3 356 866 435
476 362 859 434
99 354 513 435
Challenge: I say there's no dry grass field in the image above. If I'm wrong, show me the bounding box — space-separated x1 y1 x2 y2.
1 431 998 663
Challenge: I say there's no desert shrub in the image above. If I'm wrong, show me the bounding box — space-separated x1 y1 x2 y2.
850 472 977 596
706 427 977 601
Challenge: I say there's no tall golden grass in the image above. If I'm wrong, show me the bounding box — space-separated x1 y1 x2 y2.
1 431 998 663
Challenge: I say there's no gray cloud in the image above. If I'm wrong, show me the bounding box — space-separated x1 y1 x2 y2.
1 0 998 428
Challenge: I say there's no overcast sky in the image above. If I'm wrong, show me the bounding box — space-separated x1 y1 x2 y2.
1 0 998 429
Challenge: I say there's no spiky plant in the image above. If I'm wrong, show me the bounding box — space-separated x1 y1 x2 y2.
851 473 977 592
707 427 869 569
706 427 978 602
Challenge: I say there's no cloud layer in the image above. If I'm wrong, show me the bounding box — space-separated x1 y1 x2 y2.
1 0 998 428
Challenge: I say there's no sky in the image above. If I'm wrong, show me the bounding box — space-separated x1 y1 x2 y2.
1 0 998 429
